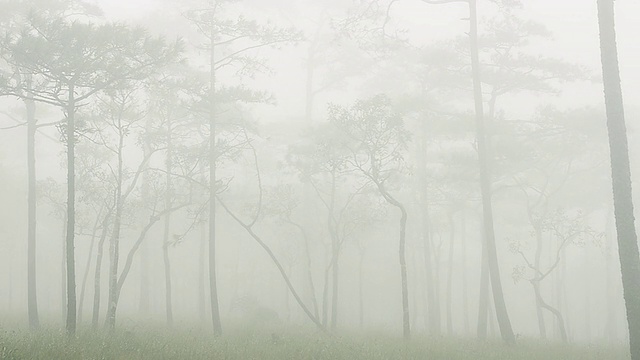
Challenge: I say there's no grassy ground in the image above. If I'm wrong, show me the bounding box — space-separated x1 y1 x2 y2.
0 326 629 360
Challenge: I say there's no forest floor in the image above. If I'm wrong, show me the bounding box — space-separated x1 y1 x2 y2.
0 325 629 360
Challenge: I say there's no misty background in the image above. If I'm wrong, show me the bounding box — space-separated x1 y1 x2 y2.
0 0 639 348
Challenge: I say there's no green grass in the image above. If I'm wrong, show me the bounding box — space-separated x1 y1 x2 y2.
0 326 629 360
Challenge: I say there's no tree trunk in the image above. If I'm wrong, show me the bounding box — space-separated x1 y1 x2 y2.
533 227 547 339
375 184 410 339
77 207 106 324
209 26 223 336
25 75 39 329
330 248 339 330
461 210 469 334
139 236 150 317
65 89 77 336
358 249 365 328
533 280 567 342
92 211 109 328
105 122 125 329
398 205 410 339
104 205 122 329
300 226 319 319
322 260 330 327
597 1 640 358
532 280 547 339
477 236 489 339
61 217 67 322
446 212 455 335
162 119 174 326
162 240 173 326
418 121 440 335
218 199 325 330
199 217 206 323
139 117 153 317
468 0 515 344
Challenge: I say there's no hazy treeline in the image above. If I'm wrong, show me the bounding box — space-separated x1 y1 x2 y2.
0 0 638 351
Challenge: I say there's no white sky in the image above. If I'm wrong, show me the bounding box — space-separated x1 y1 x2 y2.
96 0 640 102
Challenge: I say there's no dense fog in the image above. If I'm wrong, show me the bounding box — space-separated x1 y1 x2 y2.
0 0 639 358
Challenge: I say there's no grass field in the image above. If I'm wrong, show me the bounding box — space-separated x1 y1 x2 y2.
0 326 629 360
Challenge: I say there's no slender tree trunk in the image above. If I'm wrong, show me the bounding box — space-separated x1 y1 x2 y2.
418 121 439 335
139 118 153 317
104 205 122 329
477 237 489 340
162 240 173 326
92 211 109 328
218 199 325 330
468 0 515 344
199 217 206 323
533 227 547 339
65 90 77 335
321 260 330 327
375 184 410 339
533 279 567 342
461 210 469 334
358 249 365 328
300 227 319 319
62 217 67 322
163 120 174 325
532 280 547 339
330 248 339 330
398 205 410 339
597 1 640 358
77 208 105 324
209 26 223 336
139 238 150 316
105 123 125 329
25 76 39 329
162 124 174 326
411 248 420 330
446 212 455 335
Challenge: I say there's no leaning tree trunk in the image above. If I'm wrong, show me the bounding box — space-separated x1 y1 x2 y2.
597 1 640 359
468 0 515 344
217 198 325 330
65 90 77 336
77 208 107 324
533 279 568 343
